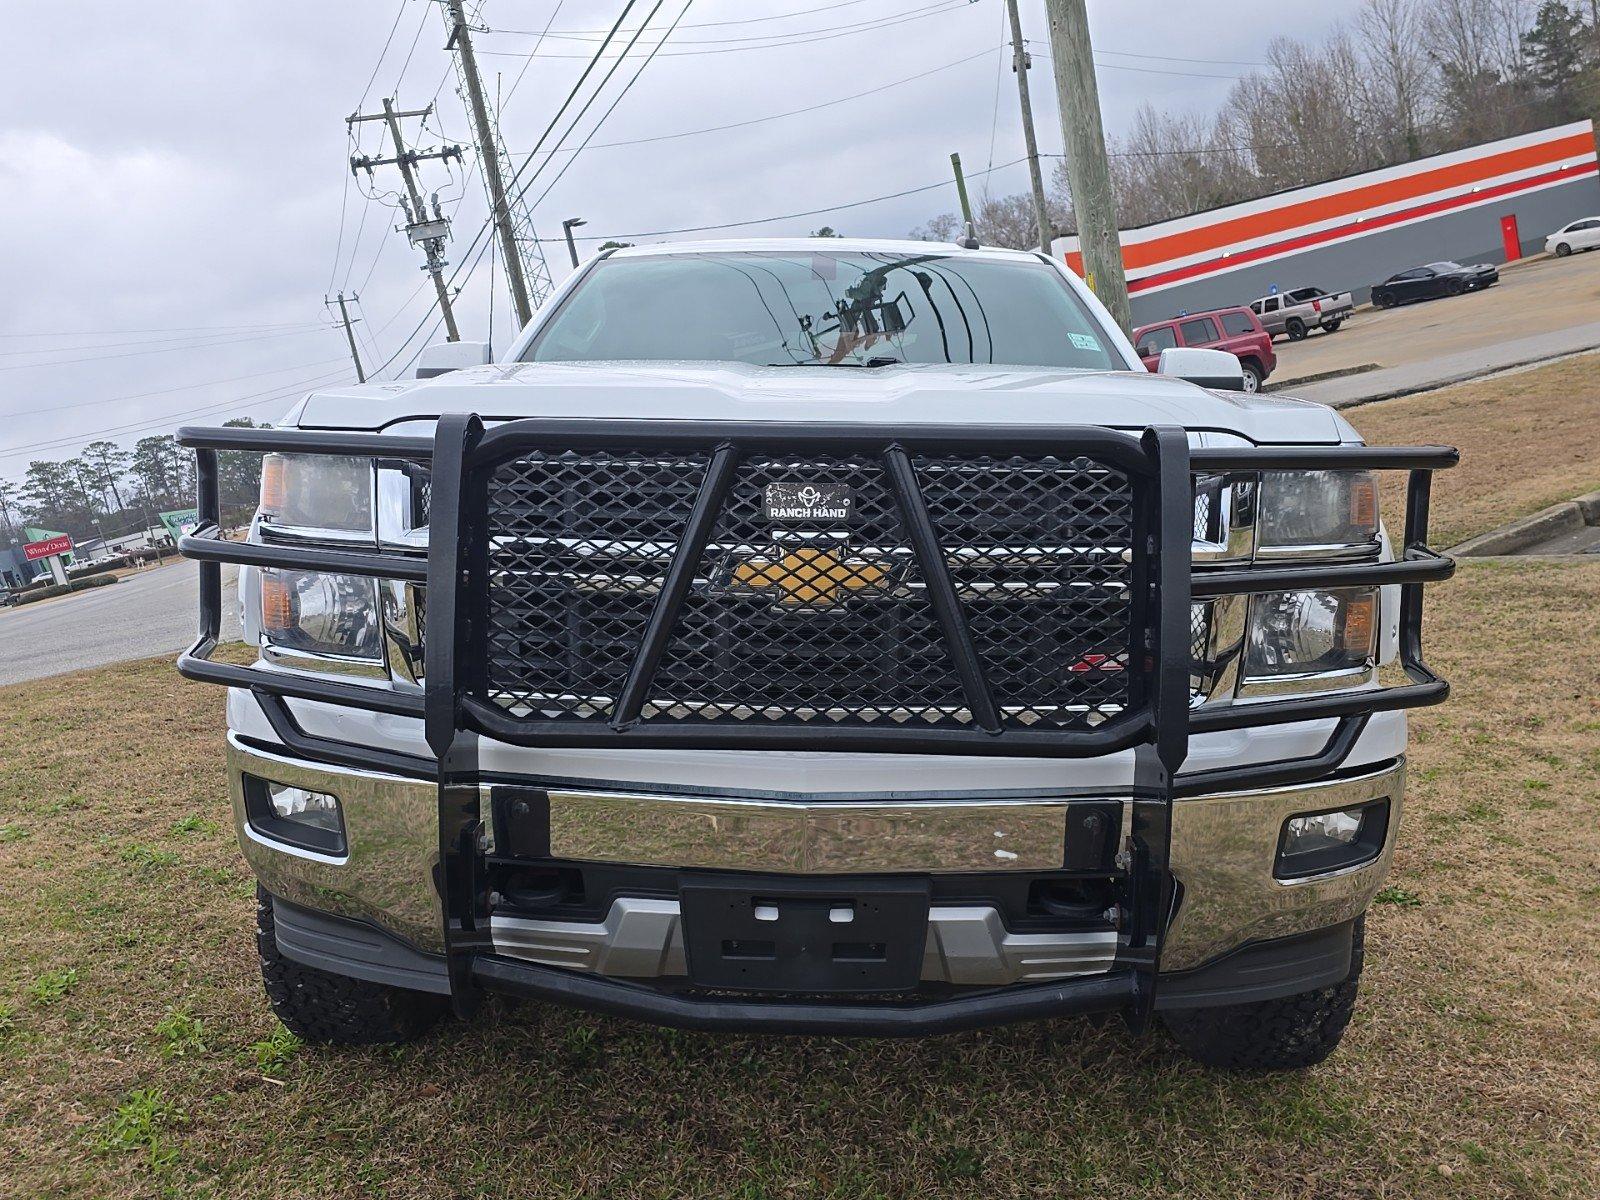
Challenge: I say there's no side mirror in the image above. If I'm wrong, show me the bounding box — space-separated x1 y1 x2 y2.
1156 347 1245 392
415 341 492 379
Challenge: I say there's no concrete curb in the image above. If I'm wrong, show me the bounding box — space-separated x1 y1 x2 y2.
1449 489 1600 557
1328 344 1600 409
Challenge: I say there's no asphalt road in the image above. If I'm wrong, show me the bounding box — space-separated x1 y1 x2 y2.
0 559 239 688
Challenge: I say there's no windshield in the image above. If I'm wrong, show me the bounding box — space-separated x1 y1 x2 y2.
1427 261 1464 271
523 251 1123 370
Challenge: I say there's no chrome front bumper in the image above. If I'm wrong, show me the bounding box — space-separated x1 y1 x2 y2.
227 735 1404 977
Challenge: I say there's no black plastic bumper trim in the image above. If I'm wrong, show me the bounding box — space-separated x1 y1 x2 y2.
271 896 451 995
1154 919 1355 1010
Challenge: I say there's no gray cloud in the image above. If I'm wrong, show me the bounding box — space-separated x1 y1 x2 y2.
0 0 1345 476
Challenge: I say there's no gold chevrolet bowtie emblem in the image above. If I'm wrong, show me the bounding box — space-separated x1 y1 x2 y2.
729 547 893 606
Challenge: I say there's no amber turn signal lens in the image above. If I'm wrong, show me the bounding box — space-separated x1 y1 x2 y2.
1338 591 1377 654
1348 473 1378 529
259 454 286 516
261 572 295 633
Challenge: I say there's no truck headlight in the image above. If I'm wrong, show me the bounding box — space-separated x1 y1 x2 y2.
1239 587 1377 696
1257 470 1378 556
260 454 374 540
260 569 383 664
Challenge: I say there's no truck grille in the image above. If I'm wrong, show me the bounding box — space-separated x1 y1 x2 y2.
481 449 1140 731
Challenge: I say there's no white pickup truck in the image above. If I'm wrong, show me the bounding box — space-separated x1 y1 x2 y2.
1250 287 1355 340
176 238 1455 1071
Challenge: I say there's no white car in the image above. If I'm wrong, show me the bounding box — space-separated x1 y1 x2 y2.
1546 216 1600 257
172 238 1460 1071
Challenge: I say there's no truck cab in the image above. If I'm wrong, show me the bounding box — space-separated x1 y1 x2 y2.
177 239 1455 1070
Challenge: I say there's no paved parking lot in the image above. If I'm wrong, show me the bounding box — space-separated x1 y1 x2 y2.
0 559 239 687
1268 249 1600 405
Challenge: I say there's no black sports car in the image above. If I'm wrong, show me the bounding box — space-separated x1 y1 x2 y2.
1370 261 1499 308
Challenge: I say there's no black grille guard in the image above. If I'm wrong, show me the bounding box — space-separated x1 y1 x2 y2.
176 417 1457 1031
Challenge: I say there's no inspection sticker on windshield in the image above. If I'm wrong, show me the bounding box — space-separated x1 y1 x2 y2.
764 483 854 522
1068 332 1102 352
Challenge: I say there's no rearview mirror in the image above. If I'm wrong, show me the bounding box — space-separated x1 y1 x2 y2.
415 341 492 379
1156 347 1245 392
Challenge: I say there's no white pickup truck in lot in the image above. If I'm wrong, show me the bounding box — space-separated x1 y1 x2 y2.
1250 287 1355 340
176 238 1456 1071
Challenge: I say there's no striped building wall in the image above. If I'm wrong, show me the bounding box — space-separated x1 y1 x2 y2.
1053 120 1600 326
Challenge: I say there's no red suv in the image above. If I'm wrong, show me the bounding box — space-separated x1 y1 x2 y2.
1132 307 1276 393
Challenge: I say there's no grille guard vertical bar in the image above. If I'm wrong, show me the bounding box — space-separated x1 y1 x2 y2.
1124 426 1191 1029
426 414 488 1013
881 444 1003 735
610 443 742 729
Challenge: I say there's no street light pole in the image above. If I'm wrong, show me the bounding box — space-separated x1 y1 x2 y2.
562 217 587 269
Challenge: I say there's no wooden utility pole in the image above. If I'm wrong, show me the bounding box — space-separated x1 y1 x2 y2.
1005 0 1054 253
1042 0 1131 332
349 99 464 341
441 0 535 326
327 292 367 382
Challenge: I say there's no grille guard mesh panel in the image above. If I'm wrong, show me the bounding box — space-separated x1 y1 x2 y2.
481 449 1139 730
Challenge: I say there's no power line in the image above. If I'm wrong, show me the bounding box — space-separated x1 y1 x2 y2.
503 46 1000 154
551 155 1033 242
359 0 412 105
0 326 335 374
0 369 354 463
1 356 352 419
0 320 322 339
475 1 973 58
1096 47 1269 68
521 0 695 213
499 0 961 46
0 325 330 359
495 0 874 33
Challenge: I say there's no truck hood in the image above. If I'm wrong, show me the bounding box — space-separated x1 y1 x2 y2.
293 360 1350 444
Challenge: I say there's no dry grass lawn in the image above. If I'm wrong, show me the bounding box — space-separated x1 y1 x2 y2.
1346 352 1600 549
2 359 1598 1197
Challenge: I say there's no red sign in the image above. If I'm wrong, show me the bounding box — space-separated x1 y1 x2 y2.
23 534 73 561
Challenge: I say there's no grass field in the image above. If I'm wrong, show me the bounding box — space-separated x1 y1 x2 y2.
1347 352 1600 550
2 362 1598 1199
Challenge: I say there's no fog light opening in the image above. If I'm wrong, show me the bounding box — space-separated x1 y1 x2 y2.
1274 798 1389 879
243 774 347 856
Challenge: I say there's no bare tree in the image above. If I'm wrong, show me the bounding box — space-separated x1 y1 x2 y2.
1360 0 1435 157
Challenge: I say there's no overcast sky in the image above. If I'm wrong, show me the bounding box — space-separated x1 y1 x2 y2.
0 0 1347 484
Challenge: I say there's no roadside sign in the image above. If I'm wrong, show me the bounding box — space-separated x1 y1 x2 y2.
158 508 200 541
23 534 74 562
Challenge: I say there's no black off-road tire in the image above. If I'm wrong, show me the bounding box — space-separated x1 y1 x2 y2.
1162 919 1364 1072
256 887 446 1045
1285 317 1307 341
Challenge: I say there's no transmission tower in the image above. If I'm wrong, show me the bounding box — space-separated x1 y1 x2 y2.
438 0 554 324
349 99 465 342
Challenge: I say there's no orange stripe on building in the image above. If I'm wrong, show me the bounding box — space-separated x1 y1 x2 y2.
1066 130 1596 277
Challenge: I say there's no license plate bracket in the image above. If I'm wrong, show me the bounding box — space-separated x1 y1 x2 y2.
680 875 931 993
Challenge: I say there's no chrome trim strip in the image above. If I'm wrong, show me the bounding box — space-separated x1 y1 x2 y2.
544 788 1117 874
489 901 1120 986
